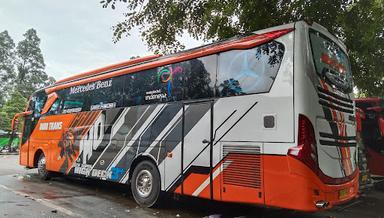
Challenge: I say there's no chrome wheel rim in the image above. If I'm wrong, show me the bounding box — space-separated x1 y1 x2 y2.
136 169 153 198
38 156 46 175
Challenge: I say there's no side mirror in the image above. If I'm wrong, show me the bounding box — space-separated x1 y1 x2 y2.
41 92 58 115
11 111 32 130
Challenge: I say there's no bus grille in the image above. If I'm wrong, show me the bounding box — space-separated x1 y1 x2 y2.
222 145 262 189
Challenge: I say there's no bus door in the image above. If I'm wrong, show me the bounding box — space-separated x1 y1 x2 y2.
20 91 46 167
20 113 34 166
180 100 215 200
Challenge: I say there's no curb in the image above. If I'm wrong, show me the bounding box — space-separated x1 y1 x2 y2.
0 152 19 155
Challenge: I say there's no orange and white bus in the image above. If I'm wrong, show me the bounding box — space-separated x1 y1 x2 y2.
13 21 358 211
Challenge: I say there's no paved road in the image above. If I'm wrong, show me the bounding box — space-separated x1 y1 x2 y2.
1 154 384 218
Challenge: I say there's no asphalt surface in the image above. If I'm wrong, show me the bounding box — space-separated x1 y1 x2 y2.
1 154 384 218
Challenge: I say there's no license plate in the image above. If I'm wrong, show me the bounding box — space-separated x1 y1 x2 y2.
362 175 368 182
339 188 349 199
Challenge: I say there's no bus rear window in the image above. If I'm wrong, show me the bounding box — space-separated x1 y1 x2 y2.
309 30 353 93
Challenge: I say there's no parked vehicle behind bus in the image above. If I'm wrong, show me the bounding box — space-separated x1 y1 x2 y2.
355 98 384 179
355 107 373 189
12 21 358 212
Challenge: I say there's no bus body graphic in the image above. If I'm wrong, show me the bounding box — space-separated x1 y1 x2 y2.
16 21 358 212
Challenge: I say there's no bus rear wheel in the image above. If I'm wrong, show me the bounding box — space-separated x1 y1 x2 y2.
130 160 161 207
37 153 51 180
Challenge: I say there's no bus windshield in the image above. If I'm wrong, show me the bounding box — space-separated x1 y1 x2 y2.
309 30 353 93
29 91 47 118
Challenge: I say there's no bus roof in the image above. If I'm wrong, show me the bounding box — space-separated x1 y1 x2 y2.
44 23 297 95
54 54 162 84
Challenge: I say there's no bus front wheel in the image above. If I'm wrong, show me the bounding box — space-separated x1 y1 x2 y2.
37 153 51 180
130 160 161 207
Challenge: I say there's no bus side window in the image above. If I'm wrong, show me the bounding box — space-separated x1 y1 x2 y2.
46 99 62 115
90 77 125 111
124 69 158 106
61 90 90 114
157 62 189 102
216 41 285 97
184 55 216 100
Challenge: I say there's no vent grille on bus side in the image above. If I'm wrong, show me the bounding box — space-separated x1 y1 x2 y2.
317 86 354 114
223 145 262 189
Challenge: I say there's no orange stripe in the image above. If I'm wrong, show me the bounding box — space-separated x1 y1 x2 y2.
78 113 95 137
174 155 229 196
71 113 87 128
76 113 90 128
80 111 101 137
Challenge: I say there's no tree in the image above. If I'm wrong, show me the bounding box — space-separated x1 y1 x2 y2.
102 0 384 97
0 31 16 107
15 29 53 99
342 0 384 97
0 29 55 132
0 90 27 131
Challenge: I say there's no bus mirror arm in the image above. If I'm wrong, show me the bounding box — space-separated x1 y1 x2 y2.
11 111 32 130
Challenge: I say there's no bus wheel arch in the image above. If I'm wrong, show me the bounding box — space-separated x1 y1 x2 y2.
34 149 51 180
129 154 162 208
33 149 44 168
128 154 158 184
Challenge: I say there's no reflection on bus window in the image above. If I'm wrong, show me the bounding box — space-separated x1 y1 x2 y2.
89 77 124 111
217 41 284 97
124 55 216 106
32 92 47 118
185 56 216 100
61 90 88 114
309 30 352 93
47 99 62 115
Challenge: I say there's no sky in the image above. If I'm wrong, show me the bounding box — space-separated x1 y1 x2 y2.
0 0 202 80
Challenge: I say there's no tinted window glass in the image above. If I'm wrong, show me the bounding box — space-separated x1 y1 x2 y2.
216 41 284 97
185 55 216 100
124 55 216 106
59 89 89 114
32 92 47 118
89 77 124 111
156 63 187 102
46 98 62 115
125 69 159 106
309 30 352 93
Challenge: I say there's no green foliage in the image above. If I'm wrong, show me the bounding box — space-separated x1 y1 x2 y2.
15 29 53 99
0 90 27 131
0 28 55 131
102 0 383 97
0 31 16 107
342 0 384 97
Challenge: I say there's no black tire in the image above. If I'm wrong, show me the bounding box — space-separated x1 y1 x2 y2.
130 160 161 207
37 153 51 180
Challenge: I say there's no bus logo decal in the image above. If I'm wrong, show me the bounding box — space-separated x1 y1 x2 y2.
157 66 184 97
69 79 112 95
